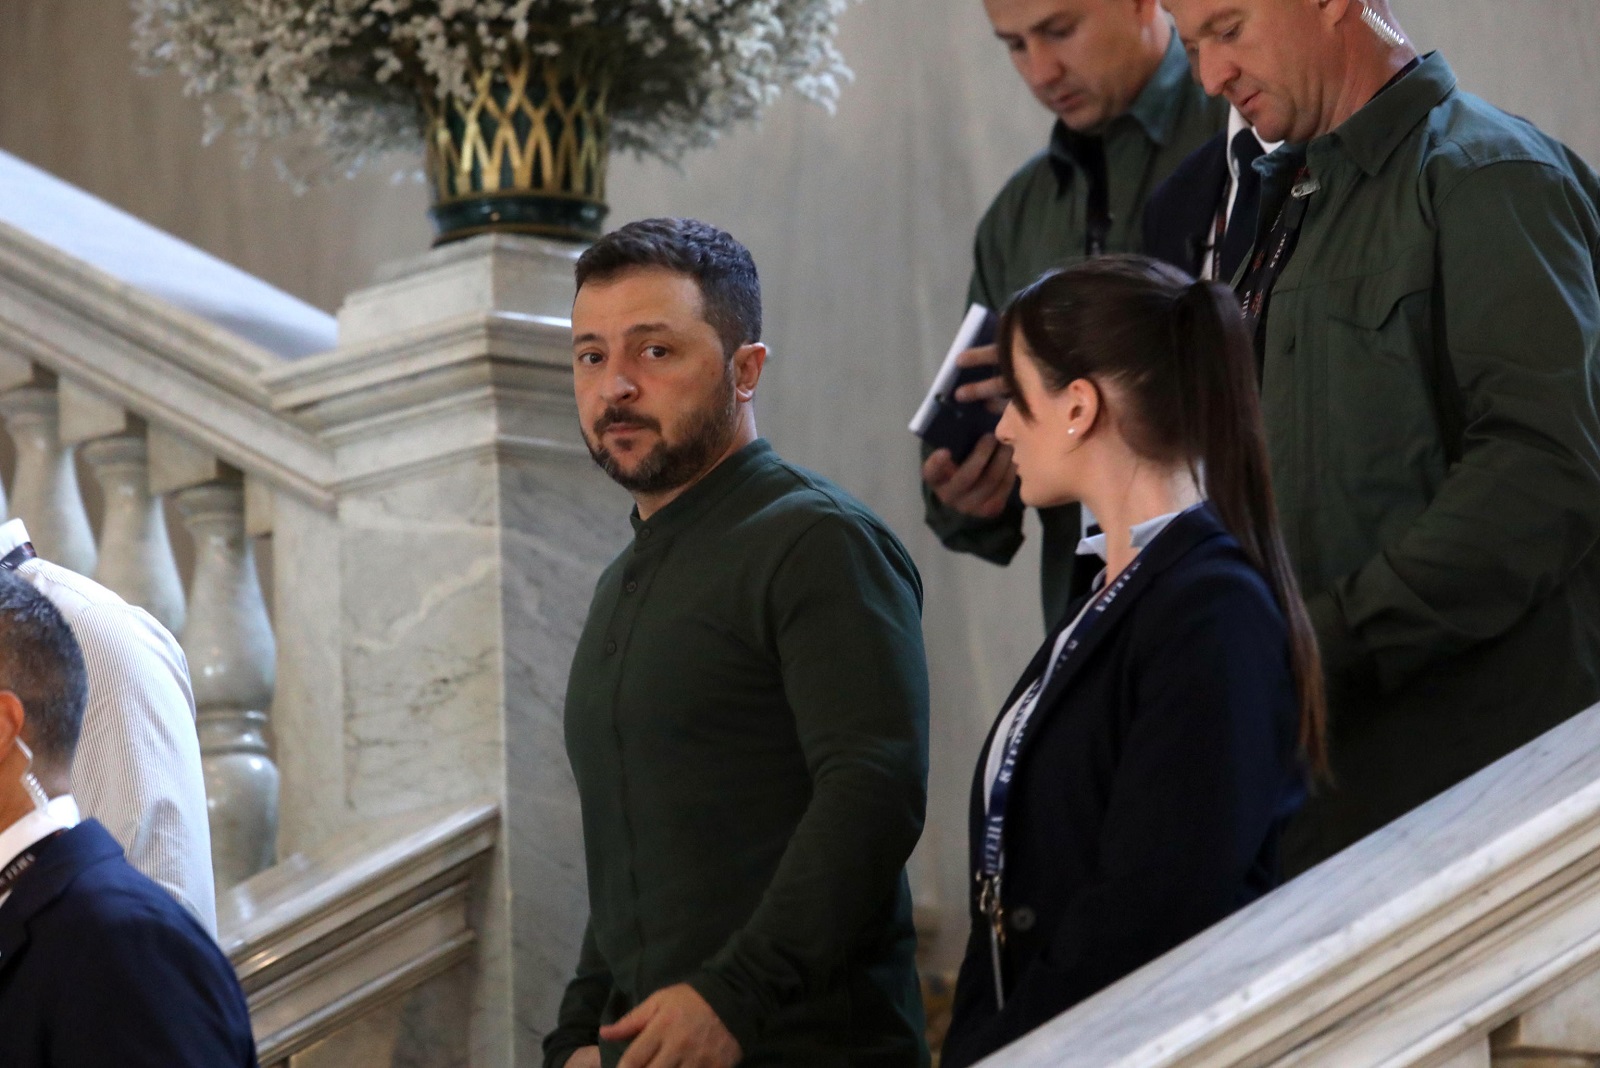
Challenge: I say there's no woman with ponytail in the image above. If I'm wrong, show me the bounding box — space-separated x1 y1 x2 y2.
942 255 1325 1067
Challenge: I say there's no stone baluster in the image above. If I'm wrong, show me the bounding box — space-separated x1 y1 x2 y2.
0 382 97 574
80 436 187 634
59 381 186 634
152 428 279 891
1491 968 1600 1067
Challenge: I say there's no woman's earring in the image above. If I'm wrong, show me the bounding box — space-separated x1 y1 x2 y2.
1067 428 1077 435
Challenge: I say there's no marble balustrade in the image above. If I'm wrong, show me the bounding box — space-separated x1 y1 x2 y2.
0 373 283 896
219 800 498 1067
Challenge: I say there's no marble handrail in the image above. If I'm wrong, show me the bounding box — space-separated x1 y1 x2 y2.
220 800 499 1064
0 150 334 360
0 162 337 508
980 700 1600 1068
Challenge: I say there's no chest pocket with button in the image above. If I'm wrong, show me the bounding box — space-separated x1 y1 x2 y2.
1298 241 1450 581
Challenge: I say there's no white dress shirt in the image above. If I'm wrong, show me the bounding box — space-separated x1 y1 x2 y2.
1200 108 1284 281
0 794 79 911
983 510 1187 805
0 519 216 933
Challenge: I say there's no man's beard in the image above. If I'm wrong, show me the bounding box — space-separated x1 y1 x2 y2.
585 372 739 496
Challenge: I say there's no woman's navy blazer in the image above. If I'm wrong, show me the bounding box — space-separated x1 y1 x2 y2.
942 504 1306 1067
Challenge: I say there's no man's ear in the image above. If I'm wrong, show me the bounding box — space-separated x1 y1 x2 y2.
1313 0 1355 30
0 692 23 754
732 342 768 402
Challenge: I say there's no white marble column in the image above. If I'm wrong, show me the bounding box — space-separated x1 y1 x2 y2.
0 385 96 573
175 476 279 891
80 433 186 634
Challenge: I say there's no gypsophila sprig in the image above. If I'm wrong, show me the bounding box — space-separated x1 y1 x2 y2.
131 0 858 187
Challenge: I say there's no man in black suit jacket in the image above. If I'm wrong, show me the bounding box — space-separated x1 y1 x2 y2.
1142 108 1277 280
0 571 257 1067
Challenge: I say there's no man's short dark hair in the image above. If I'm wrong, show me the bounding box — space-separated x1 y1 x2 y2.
574 218 762 357
0 572 86 769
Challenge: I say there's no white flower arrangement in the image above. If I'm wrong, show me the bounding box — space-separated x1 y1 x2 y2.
132 0 857 185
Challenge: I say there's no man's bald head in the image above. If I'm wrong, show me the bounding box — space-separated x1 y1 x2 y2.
1163 0 1415 143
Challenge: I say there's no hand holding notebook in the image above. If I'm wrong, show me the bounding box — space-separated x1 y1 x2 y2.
910 305 1002 464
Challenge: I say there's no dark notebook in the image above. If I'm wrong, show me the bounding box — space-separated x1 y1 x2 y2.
910 305 1000 464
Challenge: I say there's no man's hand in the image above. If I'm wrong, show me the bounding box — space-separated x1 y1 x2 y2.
566 1048 601 1068
951 343 1008 411
600 984 741 1068
923 435 1018 519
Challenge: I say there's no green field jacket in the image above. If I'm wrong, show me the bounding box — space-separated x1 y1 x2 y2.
1260 53 1600 867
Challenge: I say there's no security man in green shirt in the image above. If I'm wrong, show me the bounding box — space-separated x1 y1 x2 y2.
1167 0 1600 870
544 218 931 1068
921 0 1226 627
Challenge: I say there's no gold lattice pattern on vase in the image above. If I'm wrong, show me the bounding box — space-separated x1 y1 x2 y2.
424 43 611 205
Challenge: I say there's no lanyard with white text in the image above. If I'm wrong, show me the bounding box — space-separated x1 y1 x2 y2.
0 828 64 899
975 554 1146 1004
0 542 36 572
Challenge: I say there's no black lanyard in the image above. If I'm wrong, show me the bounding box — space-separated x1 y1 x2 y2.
0 542 36 572
1207 195 1230 282
0 828 65 899
1236 165 1316 356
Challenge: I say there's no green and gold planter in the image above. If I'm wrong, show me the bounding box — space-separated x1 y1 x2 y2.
422 41 611 245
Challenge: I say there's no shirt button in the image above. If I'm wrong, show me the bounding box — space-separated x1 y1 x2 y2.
638 528 652 541
624 580 639 594
604 639 618 655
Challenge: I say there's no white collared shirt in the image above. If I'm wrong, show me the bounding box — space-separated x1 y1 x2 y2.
1200 108 1284 281
0 794 80 911
983 509 1187 806
0 519 216 934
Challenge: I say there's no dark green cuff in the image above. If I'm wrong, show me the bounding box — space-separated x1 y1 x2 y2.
921 484 1025 565
543 1047 579 1068
685 969 762 1057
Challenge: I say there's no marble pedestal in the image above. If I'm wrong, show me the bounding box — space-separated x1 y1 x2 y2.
264 236 631 1067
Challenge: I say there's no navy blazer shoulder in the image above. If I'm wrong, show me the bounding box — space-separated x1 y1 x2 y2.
0 819 258 1068
1141 131 1230 276
942 506 1306 1068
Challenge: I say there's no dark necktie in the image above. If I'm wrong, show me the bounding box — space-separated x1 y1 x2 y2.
1219 129 1266 282
1067 132 1112 258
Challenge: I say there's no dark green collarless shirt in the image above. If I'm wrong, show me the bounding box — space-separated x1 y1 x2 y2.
546 440 931 1068
923 32 1227 628
1250 53 1600 868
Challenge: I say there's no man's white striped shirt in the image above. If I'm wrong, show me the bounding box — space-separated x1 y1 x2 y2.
0 519 216 934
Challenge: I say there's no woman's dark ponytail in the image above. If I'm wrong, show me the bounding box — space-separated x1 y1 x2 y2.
998 259 1329 782
1172 281 1330 782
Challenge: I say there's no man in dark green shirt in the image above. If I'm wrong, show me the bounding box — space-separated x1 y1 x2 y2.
544 218 931 1068
921 0 1226 627
1169 0 1600 869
